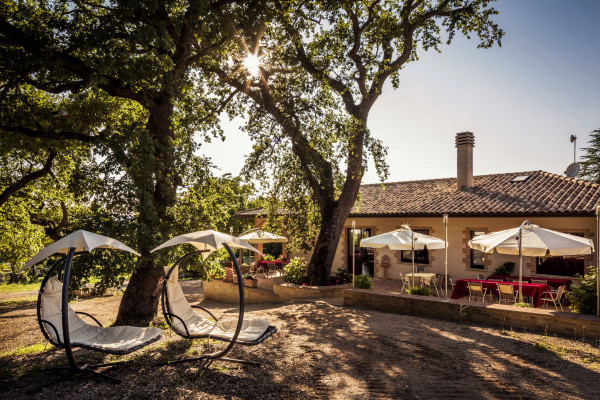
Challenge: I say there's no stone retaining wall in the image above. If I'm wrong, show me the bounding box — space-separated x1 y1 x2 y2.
204 279 284 304
344 289 600 340
273 282 351 299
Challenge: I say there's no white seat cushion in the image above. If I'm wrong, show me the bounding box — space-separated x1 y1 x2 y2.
41 276 161 354
164 266 271 343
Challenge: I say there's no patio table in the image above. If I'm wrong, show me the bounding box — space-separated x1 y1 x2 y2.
406 273 437 285
487 275 572 290
256 260 290 275
451 279 552 307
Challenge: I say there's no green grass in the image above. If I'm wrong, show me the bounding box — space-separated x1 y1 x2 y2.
0 295 38 306
0 343 48 358
0 279 42 293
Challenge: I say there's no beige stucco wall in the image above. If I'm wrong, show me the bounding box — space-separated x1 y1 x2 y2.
332 216 597 281
252 215 597 280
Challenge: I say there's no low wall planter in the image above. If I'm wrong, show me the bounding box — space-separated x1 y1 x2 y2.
273 281 351 299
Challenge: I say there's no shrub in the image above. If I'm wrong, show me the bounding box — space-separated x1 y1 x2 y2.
491 261 515 277
406 286 432 296
283 258 307 285
568 266 597 315
263 254 275 261
514 302 532 308
335 268 352 285
355 274 373 290
242 273 256 280
206 261 225 280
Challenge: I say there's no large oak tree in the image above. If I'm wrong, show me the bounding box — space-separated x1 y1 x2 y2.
210 0 504 284
0 0 250 322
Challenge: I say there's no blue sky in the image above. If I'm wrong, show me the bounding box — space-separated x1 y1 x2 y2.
202 0 600 184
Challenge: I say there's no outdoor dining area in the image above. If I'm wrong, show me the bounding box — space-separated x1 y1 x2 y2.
360 219 596 311
237 228 289 277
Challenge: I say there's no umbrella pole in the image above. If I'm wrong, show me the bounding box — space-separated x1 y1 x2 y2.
412 232 415 287
517 221 528 303
596 205 599 317
444 215 448 299
352 221 356 289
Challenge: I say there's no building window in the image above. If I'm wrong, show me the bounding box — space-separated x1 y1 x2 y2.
470 231 486 269
536 232 585 277
400 229 430 264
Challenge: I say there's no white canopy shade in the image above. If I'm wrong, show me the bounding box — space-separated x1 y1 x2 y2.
151 229 262 258
360 228 446 250
238 229 288 244
360 226 447 289
22 230 140 271
468 225 594 256
468 221 594 303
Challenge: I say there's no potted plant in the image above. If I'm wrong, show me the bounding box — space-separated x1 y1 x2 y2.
223 267 233 282
243 273 258 288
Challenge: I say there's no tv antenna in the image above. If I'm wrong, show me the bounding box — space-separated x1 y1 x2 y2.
564 135 580 177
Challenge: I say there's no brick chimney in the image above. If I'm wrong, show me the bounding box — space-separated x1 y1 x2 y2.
455 132 474 190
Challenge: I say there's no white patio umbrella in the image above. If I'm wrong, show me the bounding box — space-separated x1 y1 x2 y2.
360 225 447 288
238 228 288 244
21 230 140 271
151 229 261 258
468 220 595 302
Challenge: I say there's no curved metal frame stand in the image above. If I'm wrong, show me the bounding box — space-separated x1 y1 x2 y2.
26 248 128 395
160 243 274 379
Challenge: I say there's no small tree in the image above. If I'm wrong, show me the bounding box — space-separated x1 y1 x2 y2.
580 128 600 184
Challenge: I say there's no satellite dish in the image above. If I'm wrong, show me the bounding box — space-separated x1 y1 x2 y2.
565 162 580 177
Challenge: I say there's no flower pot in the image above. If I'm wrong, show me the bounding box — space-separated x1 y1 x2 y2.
244 278 258 288
224 275 233 282
233 275 239 284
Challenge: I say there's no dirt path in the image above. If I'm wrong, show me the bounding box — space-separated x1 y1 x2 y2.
2 281 600 399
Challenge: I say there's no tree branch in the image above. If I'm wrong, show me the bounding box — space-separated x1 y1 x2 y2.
1 125 105 143
0 150 56 207
0 17 146 104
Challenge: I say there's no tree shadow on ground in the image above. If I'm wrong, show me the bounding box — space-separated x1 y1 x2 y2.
268 300 600 399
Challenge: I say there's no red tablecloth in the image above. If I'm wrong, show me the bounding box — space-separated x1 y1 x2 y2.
451 279 552 307
257 260 290 267
487 275 572 290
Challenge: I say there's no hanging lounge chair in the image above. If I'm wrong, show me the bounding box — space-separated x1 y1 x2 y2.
152 230 277 379
22 230 162 394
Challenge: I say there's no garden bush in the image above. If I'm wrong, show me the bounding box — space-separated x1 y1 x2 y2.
491 261 515 277
406 286 432 296
568 266 597 315
283 258 307 285
335 268 353 285
354 274 373 289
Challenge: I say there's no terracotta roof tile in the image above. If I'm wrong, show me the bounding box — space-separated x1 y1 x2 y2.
353 170 600 216
235 171 600 218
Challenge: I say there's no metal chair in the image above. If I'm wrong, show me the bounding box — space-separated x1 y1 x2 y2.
255 262 266 277
467 282 488 302
416 265 427 273
541 285 566 311
428 275 441 297
267 262 277 277
531 279 548 284
497 283 518 305
476 273 485 279
401 274 412 293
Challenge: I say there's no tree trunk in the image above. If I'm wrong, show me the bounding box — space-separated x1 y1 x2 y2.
306 201 349 285
306 125 365 285
116 99 177 324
